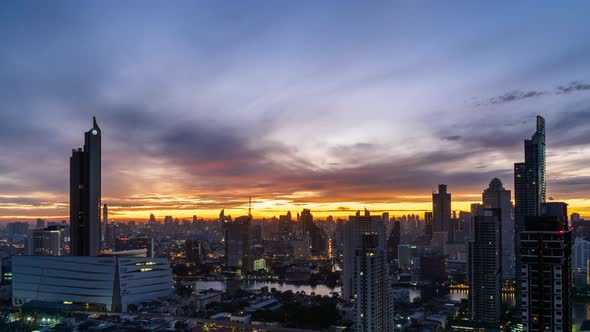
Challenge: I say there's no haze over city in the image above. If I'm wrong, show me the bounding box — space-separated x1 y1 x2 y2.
2 1 590 221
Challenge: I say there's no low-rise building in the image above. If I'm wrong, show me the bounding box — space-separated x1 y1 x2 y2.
12 255 173 312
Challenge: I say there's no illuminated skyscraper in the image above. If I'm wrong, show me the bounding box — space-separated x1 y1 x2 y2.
70 117 101 256
514 115 546 302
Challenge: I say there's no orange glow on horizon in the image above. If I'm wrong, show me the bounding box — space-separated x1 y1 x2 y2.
2 197 590 222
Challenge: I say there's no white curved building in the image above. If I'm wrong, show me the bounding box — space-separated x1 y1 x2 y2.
12 255 173 312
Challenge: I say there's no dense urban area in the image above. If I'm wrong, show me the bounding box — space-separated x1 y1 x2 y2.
0 116 588 332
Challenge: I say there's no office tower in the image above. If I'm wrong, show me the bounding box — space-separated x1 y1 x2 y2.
36 218 46 229
469 209 501 322
224 216 252 275
70 117 102 256
149 213 157 223
353 233 393 332
432 184 451 233
520 202 571 332
343 210 386 299
387 220 400 264
32 226 66 256
515 115 546 292
482 178 514 280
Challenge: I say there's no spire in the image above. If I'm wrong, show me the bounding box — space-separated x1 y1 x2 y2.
91 116 101 134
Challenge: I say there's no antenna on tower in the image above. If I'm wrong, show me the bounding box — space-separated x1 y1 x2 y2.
248 196 252 219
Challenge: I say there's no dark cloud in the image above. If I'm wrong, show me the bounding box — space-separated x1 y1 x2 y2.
484 81 590 106
556 81 590 94
489 90 544 104
0 197 46 207
441 135 461 141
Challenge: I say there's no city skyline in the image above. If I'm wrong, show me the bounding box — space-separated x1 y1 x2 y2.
2 1 590 221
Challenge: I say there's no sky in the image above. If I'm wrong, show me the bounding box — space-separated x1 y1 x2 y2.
1 1 590 221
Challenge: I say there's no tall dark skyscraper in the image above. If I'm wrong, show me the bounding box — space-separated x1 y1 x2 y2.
482 178 513 280
70 117 102 257
224 216 252 275
519 202 571 332
431 184 451 252
469 209 502 323
432 184 451 233
514 115 546 302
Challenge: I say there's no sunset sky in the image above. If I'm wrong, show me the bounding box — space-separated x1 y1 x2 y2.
1 1 590 221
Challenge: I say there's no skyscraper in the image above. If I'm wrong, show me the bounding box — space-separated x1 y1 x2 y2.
224 216 252 275
300 209 327 255
353 233 394 332
343 210 386 299
482 178 513 280
432 184 451 233
519 202 571 332
514 115 546 301
469 209 501 323
70 117 102 257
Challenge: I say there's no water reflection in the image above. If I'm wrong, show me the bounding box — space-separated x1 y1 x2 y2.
194 281 588 328
195 280 341 297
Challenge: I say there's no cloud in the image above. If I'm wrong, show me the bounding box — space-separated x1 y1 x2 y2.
489 90 544 104
484 81 590 106
556 81 590 94
441 135 461 141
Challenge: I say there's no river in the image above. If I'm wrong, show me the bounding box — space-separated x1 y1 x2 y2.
195 280 589 328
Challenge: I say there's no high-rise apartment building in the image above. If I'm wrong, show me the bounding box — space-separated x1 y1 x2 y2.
353 233 393 332
520 202 571 332
482 178 514 280
469 209 501 322
343 209 386 299
70 117 102 256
